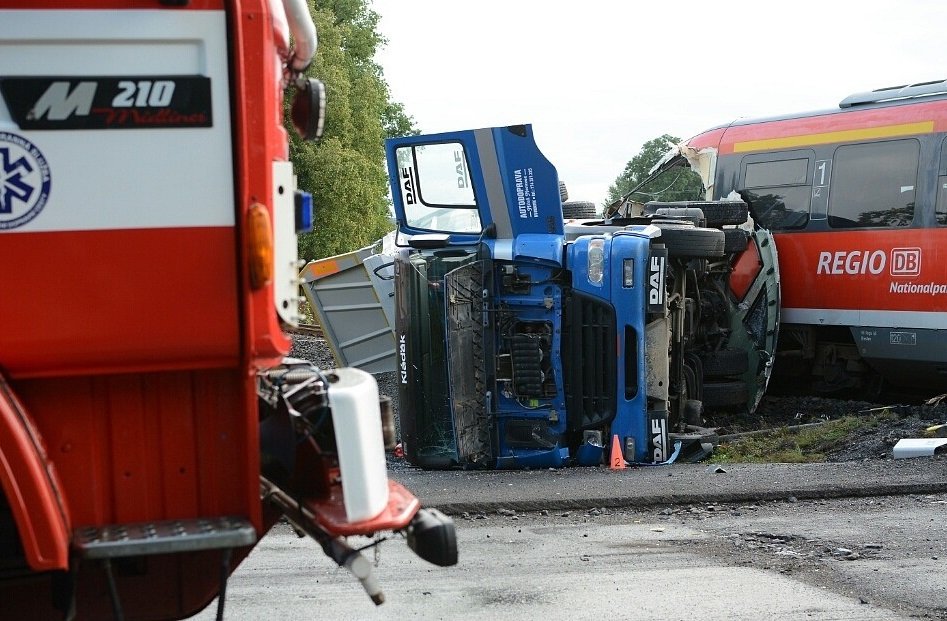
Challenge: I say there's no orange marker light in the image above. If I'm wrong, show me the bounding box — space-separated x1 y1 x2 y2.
248 203 273 289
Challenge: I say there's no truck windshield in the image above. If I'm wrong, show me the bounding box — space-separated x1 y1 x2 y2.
630 158 704 203
395 143 482 233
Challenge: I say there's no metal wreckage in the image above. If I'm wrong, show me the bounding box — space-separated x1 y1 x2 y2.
303 124 779 470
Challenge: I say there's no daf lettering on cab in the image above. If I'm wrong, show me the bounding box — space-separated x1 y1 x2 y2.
0 2 455 620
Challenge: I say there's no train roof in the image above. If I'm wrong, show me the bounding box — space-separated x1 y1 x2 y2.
709 79 947 131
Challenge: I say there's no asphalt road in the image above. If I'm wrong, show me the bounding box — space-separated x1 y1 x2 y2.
390 457 947 513
189 458 947 620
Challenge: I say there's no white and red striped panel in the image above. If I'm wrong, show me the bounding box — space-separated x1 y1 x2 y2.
0 8 240 377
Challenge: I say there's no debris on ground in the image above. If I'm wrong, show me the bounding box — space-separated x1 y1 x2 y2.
291 332 947 465
892 438 947 459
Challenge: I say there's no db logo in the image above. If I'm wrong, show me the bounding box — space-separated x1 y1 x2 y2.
890 248 921 277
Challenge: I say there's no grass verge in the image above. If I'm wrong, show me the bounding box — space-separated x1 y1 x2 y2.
713 409 898 463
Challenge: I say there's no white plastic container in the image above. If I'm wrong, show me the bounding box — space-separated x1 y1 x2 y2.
326 367 390 522
892 438 947 459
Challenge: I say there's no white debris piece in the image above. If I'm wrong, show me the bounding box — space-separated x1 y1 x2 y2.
892 438 947 459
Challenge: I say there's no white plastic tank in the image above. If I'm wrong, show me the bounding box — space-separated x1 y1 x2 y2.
327 367 390 522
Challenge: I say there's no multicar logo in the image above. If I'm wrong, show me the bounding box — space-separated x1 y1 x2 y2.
816 248 921 277
0 77 212 130
31 81 97 120
651 417 668 463
399 334 408 384
648 255 666 305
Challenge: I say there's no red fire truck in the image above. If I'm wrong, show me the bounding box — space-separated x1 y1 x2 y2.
0 1 455 619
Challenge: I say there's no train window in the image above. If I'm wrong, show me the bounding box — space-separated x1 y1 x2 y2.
937 177 947 225
745 159 808 187
937 139 947 225
828 139 919 228
742 158 810 230
742 186 811 230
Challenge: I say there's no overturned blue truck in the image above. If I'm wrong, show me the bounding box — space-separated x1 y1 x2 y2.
386 124 780 469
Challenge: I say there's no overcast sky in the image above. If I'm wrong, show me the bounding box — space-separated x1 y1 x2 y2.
370 0 944 205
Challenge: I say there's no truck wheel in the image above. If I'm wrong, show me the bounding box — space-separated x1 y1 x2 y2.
562 200 597 218
700 202 748 227
657 225 724 257
723 228 749 253
698 349 749 378
559 180 569 202
702 380 749 408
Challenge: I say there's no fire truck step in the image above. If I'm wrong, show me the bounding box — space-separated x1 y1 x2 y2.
72 516 256 559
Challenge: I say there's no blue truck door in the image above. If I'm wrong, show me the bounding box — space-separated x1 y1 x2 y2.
386 124 564 243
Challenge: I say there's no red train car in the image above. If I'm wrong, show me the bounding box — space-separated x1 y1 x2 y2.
650 81 947 394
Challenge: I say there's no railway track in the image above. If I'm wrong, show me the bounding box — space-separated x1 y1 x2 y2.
287 322 323 338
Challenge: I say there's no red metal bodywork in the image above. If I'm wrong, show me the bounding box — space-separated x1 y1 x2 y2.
0 0 298 617
772 229 947 318
0 375 70 570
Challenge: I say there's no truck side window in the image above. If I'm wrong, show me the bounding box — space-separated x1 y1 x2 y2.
395 143 482 233
742 157 810 230
828 139 919 228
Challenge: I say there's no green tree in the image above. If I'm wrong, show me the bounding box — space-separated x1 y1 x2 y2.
292 0 417 262
606 134 703 205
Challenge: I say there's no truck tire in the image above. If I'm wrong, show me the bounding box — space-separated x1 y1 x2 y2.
700 202 749 227
562 200 597 218
647 201 748 227
723 228 749 253
698 349 749 378
653 206 706 225
702 380 749 408
656 225 724 257
559 180 569 202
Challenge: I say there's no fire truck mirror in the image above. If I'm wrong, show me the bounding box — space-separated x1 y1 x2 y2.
292 77 326 142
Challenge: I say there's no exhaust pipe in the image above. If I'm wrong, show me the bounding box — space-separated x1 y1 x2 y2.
281 0 318 72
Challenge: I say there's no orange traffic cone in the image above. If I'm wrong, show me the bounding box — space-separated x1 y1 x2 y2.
609 435 626 470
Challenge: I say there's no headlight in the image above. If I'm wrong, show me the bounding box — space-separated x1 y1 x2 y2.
587 238 605 285
622 258 635 288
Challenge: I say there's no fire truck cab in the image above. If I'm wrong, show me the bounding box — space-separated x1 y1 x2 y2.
0 2 454 619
